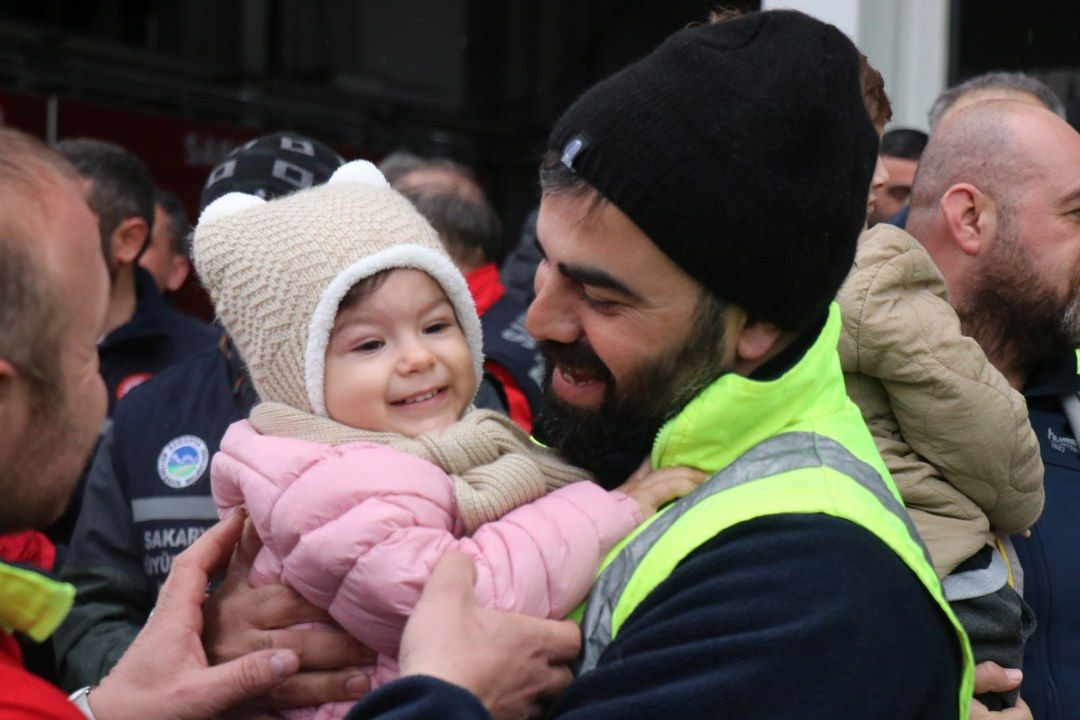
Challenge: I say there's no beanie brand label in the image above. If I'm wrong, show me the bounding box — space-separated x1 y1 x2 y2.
560 134 590 171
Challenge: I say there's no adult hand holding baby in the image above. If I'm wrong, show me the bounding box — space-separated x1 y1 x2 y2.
87 512 302 720
399 550 581 720
202 518 376 717
617 459 708 516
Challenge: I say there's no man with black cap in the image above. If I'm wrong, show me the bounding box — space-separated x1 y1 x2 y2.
337 10 972 720
55 133 374 709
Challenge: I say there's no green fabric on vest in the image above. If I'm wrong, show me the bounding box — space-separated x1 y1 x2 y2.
653 304 891 488
0 561 74 643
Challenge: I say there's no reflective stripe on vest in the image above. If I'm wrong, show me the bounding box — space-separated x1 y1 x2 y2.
577 431 973 717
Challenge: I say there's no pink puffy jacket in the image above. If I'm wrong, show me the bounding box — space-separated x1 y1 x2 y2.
212 420 642 710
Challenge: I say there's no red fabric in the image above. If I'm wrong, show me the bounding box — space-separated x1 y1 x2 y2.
464 263 505 316
0 633 84 720
0 530 56 571
465 264 533 432
485 361 533 432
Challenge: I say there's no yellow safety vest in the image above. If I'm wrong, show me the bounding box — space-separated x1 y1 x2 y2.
0 561 74 642
577 305 974 719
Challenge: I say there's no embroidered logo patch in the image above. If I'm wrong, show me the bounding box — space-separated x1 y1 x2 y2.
157 435 210 489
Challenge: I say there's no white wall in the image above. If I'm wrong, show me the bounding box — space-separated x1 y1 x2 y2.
761 0 950 131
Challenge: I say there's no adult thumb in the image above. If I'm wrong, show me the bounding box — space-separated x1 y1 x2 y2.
190 649 299 716
973 661 1023 695
422 550 478 609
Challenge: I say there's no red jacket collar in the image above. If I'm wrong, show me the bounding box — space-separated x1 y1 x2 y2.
464 263 506 317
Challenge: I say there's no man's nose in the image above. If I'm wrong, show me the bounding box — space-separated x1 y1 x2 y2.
526 264 582 345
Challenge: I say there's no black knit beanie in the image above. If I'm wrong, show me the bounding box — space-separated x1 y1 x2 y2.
200 132 345 212
548 10 878 331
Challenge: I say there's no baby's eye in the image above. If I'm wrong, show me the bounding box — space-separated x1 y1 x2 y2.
424 321 451 334
354 339 383 352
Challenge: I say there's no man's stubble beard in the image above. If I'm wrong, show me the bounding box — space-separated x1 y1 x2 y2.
0 381 85 533
537 295 727 488
959 210 1080 379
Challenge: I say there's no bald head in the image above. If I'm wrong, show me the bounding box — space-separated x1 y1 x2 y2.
908 101 1059 232
906 100 1080 387
0 128 83 387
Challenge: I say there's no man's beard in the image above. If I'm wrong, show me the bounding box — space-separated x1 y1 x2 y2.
0 382 83 533
959 213 1080 378
536 297 727 488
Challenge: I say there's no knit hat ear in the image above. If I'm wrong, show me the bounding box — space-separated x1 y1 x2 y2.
328 160 390 188
198 192 266 225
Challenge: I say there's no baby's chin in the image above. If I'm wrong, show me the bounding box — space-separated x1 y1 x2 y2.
386 401 470 438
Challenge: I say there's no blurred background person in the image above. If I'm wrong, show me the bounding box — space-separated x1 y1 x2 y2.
138 189 192 298
43 139 219 554
869 128 927 227
55 139 219 414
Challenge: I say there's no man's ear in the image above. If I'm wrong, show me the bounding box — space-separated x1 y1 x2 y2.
165 255 191 293
735 318 782 365
939 183 995 257
110 217 150 265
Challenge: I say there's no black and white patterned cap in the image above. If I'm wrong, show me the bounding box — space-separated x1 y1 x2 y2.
199 132 346 212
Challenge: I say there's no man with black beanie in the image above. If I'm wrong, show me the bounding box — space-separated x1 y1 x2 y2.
340 10 972 720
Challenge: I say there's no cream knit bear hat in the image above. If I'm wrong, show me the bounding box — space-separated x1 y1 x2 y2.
191 160 484 416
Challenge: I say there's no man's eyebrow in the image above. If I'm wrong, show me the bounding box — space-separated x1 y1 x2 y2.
557 262 643 302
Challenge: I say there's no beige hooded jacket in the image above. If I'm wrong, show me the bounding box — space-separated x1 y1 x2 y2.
837 224 1044 578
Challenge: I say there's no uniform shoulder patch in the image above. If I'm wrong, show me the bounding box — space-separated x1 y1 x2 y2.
157 435 210 489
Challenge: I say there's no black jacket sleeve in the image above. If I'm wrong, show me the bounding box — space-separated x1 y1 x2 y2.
53 427 152 691
346 677 491 720
346 514 961 720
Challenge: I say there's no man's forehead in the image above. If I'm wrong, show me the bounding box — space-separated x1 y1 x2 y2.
537 191 625 243
536 191 700 299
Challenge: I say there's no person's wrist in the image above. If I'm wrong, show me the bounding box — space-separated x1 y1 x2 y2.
68 686 97 720
83 678 125 720
611 489 646 523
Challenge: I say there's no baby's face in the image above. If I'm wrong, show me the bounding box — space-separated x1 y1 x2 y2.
324 269 475 437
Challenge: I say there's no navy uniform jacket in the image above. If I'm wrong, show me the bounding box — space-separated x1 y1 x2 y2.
54 342 256 690
99 267 220 413
1013 350 1080 720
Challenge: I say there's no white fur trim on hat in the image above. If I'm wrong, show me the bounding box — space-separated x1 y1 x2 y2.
328 160 390 188
304 244 484 416
198 192 267 226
